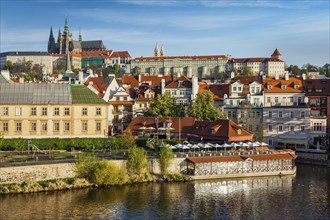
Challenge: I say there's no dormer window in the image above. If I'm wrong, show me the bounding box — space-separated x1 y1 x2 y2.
267 85 272 90
294 85 299 89
281 85 286 90
237 129 241 135
211 128 215 134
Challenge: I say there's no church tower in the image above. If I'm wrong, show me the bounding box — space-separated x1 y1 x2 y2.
57 28 63 54
271 48 282 61
47 26 56 54
154 43 160 57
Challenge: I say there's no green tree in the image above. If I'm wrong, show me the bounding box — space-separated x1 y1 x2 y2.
113 64 120 74
241 67 254 76
145 93 184 117
159 147 174 175
2 60 13 72
188 90 226 121
288 65 302 76
127 147 149 175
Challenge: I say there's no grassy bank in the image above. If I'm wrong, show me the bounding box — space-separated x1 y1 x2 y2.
0 174 191 194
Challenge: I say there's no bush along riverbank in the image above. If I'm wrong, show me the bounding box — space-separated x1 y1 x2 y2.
0 146 192 194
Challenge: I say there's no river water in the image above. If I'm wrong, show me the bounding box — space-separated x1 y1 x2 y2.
1 164 330 220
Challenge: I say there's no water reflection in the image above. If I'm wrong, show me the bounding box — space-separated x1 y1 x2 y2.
1 165 329 219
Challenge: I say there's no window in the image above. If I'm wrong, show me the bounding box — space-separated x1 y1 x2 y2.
82 122 88 131
275 97 279 103
180 90 185 95
267 85 272 90
294 85 300 89
16 107 22 116
41 122 47 131
300 125 305 132
31 122 37 131
42 107 47 116
54 107 60 116
96 122 101 131
278 125 283 132
267 97 271 103
2 107 9 116
233 86 237 92
31 107 37 116
3 122 8 132
281 85 286 90
289 97 294 103
290 125 294 132
268 125 273 132
171 90 176 95
269 111 272 118
211 128 215 134
298 97 302 104
290 111 294 118
54 122 60 131
96 108 101 116
16 122 22 131
64 122 70 131
314 123 322 131
238 87 242 92
315 89 322 92
300 112 305 118
268 139 273 146
279 111 283 118
64 108 70 116
82 108 88 116
251 87 255 93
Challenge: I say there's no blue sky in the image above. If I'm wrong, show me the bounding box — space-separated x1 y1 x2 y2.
0 0 329 67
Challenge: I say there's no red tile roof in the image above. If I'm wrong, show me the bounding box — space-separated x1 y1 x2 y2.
199 84 230 101
80 50 113 58
230 57 282 63
264 77 303 93
108 101 134 105
272 48 282 56
110 51 131 58
191 119 253 142
84 76 113 98
165 75 192 88
231 76 262 84
303 79 330 96
134 55 229 61
124 117 253 142
187 153 295 164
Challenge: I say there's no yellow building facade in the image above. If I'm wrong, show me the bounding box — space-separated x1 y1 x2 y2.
0 83 108 138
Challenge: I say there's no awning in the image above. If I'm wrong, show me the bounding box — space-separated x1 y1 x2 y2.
277 138 309 145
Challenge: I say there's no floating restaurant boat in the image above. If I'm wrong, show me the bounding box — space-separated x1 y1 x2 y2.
185 150 297 180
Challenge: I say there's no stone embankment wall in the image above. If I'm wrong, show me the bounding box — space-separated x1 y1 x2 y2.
296 152 328 166
0 159 184 184
0 163 76 184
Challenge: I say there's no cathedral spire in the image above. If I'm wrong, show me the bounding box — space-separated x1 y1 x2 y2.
160 44 165 57
79 28 82 42
48 26 56 54
64 17 69 34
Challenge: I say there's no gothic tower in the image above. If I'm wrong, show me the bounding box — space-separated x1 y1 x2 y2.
160 44 165 57
47 26 56 54
57 28 63 54
154 43 160 57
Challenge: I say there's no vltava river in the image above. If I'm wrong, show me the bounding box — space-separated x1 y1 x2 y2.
1 164 330 219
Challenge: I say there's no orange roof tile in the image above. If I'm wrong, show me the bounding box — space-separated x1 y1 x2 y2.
165 75 192 88
134 55 229 61
264 77 303 93
108 101 134 105
110 51 131 58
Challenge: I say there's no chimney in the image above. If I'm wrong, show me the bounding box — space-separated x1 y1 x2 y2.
79 71 84 84
1 70 10 81
302 73 306 80
191 76 198 100
161 78 165 95
230 72 235 79
19 77 24 83
176 71 181 79
138 74 141 85
275 73 279 80
89 81 94 86
285 73 289 81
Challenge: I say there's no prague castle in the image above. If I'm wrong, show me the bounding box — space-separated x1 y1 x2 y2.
47 18 106 54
